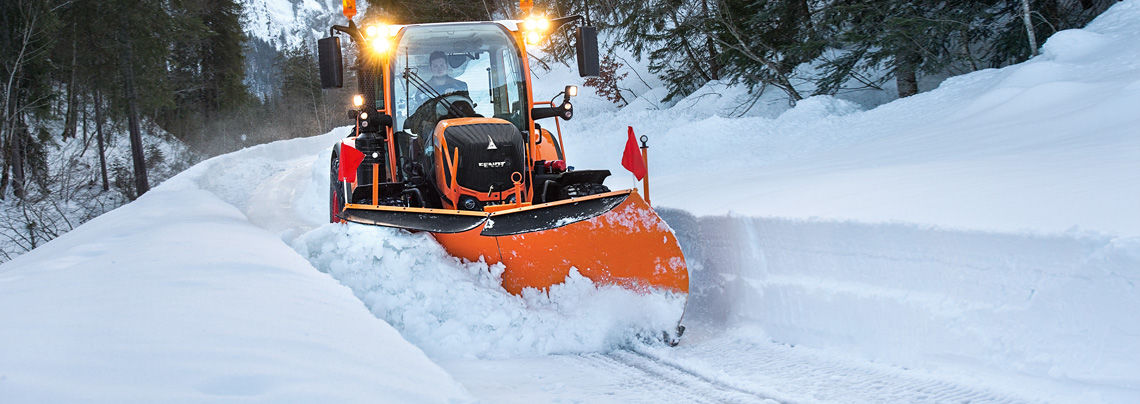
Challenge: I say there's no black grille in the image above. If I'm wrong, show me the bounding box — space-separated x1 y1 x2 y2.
443 122 525 193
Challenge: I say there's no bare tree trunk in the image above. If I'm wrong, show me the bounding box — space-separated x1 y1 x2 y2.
0 117 9 199
62 33 79 139
94 90 109 191
1021 0 1039 57
1 96 11 199
702 0 720 80
896 65 918 98
119 31 150 197
895 44 921 98
0 135 6 199
896 69 918 97
1 6 40 200
9 119 27 199
81 93 88 144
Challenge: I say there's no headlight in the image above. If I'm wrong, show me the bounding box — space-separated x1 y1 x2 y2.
371 38 390 54
526 31 542 45
523 15 549 31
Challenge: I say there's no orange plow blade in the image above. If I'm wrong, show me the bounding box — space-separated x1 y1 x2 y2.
340 190 688 296
434 190 689 295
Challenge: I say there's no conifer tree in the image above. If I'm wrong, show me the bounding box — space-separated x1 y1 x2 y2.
366 0 490 24
1 0 59 199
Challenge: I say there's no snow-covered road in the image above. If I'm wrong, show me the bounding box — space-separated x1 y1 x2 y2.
4 2 1140 402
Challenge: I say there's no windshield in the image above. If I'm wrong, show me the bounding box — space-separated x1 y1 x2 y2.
392 23 528 134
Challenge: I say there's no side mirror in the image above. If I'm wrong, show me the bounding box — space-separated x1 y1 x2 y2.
575 26 599 77
318 36 344 89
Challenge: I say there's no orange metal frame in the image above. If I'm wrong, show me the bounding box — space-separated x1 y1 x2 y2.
532 100 566 161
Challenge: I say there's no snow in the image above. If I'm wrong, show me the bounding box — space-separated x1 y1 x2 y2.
292 223 685 359
3 1 1140 402
663 211 1140 402
0 117 197 262
0 130 471 403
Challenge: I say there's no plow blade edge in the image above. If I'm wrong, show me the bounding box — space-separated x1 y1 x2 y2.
340 204 487 234
339 190 688 296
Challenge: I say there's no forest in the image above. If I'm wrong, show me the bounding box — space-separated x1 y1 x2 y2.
0 0 1116 260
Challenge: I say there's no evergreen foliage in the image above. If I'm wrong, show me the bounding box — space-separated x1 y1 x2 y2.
528 0 1115 104
366 0 493 24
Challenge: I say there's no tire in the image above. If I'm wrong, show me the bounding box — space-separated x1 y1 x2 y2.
330 152 345 223
556 183 610 200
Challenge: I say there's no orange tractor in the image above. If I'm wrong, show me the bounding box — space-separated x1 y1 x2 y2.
319 2 688 339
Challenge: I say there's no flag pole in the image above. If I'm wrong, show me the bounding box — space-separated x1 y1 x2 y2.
640 134 650 206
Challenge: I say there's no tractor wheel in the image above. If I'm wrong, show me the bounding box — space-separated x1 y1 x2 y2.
330 152 345 223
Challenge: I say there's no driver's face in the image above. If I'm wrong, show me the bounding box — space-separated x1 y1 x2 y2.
430 58 447 77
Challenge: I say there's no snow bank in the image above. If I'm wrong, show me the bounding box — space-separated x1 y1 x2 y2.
292 224 685 359
0 128 471 403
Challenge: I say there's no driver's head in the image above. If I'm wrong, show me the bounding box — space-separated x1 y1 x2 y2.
429 51 448 78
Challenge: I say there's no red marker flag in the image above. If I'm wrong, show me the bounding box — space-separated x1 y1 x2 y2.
621 126 647 180
338 143 366 183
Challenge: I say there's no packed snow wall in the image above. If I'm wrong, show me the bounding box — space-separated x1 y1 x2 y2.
661 208 1140 390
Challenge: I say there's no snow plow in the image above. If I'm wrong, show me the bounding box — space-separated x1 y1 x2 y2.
318 1 687 339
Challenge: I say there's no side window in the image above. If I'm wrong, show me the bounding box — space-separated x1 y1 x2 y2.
503 49 521 117
502 48 527 131
392 50 416 131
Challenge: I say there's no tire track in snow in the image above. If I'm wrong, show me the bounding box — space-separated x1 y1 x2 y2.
579 350 777 404
649 336 1036 404
619 348 778 402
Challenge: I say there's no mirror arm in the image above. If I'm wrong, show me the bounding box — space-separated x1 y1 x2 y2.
531 107 560 120
531 105 573 121
551 15 583 32
331 20 365 45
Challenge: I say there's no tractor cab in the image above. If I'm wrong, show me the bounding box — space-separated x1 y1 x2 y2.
391 24 532 210
392 23 528 135
320 17 599 211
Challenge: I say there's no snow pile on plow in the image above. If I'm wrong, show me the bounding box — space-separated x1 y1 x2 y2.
293 223 685 359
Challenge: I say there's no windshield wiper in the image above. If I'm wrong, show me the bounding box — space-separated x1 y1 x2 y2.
402 67 466 118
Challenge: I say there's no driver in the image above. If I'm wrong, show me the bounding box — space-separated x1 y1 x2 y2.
422 50 467 100
407 50 476 131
